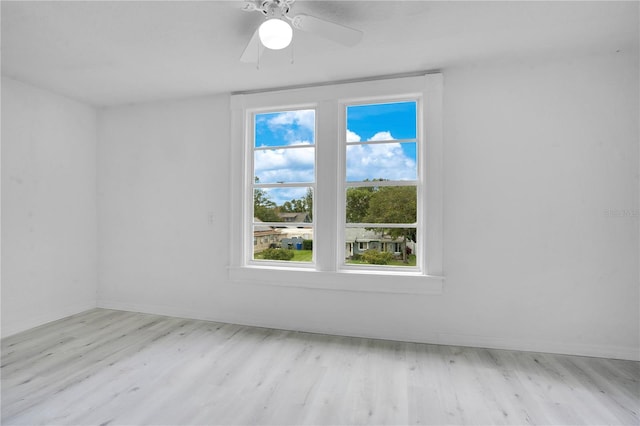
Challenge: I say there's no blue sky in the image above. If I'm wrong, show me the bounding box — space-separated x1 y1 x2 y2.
346 101 416 141
345 101 417 182
254 102 417 204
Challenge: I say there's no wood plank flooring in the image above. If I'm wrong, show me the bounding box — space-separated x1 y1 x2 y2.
1 308 638 425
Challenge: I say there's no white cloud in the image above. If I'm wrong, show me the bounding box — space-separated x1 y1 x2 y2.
346 130 395 142
344 129 415 181
255 147 315 184
368 131 394 141
255 126 415 203
268 110 315 132
346 140 416 182
346 129 361 142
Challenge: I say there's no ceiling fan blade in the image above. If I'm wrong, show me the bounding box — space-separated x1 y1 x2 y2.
240 28 265 63
291 14 363 47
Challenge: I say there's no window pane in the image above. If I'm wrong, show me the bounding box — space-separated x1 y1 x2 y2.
346 186 416 224
254 147 315 184
344 227 416 267
255 110 315 148
253 225 314 263
254 187 313 223
346 101 416 142
346 142 416 182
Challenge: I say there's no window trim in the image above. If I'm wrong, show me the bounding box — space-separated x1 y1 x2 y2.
229 74 444 294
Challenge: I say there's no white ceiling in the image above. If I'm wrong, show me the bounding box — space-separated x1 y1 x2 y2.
2 1 638 107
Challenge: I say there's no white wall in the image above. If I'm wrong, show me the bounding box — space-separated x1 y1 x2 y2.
2 77 98 337
97 51 639 360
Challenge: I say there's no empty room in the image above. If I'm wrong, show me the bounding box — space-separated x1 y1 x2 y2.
1 0 639 425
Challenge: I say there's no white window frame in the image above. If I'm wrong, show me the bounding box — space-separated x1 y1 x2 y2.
339 96 422 273
250 105 317 268
229 74 444 294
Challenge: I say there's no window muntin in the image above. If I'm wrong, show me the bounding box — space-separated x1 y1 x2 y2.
343 100 419 269
252 109 315 264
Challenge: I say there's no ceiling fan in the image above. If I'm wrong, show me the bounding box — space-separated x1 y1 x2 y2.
240 0 363 63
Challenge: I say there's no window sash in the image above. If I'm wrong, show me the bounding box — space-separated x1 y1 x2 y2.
250 108 317 265
339 97 423 271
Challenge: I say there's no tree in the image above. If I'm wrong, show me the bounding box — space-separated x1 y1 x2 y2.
346 186 375 223
254 177 281 222
280 188 314 220
364 186 416 225
281 198 308 213
364 186 417 263
304 187 313 221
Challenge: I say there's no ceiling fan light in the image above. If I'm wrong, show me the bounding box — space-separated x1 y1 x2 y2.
258 18 293 50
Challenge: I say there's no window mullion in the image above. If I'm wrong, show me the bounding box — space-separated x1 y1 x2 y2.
315 100 338 272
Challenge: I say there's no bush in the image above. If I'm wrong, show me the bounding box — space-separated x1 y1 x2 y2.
261 248 295 261
302 239 313 250
361 249 394 265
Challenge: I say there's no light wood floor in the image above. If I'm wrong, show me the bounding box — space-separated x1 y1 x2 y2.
1 309 638 425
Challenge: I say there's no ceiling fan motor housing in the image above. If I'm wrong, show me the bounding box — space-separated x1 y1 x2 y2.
243 0 295 18
240 0 363 62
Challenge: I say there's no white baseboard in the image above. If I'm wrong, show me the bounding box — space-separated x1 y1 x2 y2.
432 332 640 362
1 300 97 338
96 299 640 362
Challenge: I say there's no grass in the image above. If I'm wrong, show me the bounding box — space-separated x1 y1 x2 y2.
291 250 313 262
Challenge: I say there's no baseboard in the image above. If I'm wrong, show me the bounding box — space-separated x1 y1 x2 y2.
432 332 640 362
97 300 216 324
96 299 640 362
1 300 97 339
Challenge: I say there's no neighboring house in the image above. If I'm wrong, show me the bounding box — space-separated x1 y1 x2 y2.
278 212 311 224
254 217 314 252
253 218 281 252
279 227 313 240
344 228 414 259
279 227 313 250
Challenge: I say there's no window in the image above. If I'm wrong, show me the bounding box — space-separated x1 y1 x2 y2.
252 109 315 264
343 101 419 270
230 74 443 294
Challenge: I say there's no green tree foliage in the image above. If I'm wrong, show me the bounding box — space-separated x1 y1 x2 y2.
281 198 308 213
305 187 313 220
346 186 375 223
254 177 282 222
364 186 416 237
357 183 417 264
280 188 314 221
260 248 295 260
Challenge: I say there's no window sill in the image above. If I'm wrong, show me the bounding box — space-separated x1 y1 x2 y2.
227 266 444 295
